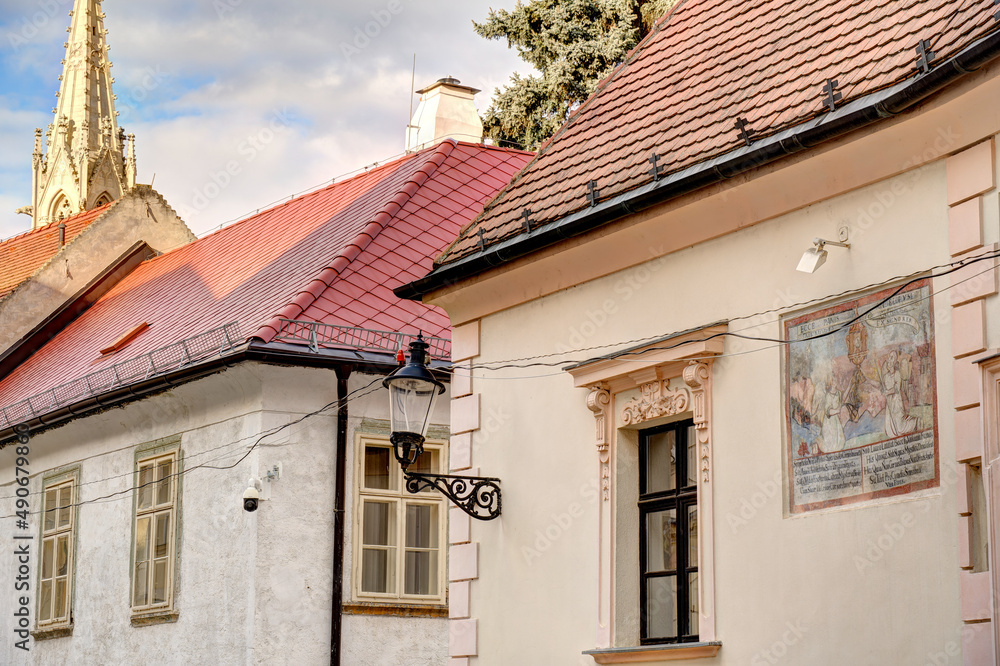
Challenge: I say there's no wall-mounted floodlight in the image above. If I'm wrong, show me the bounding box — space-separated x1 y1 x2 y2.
796 237 850 273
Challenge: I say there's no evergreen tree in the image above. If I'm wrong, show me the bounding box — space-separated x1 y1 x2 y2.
475 0 678 150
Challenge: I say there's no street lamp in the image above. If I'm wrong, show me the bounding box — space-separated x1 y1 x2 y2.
384 335 502 520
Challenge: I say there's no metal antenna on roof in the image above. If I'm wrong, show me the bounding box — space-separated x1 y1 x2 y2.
734 118 754 147
821 79 842 113
587 181 600 207
408 54 416 121
648 153 665 181
916 40 935 74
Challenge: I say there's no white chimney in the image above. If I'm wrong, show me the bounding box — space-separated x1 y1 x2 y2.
406 77 484 152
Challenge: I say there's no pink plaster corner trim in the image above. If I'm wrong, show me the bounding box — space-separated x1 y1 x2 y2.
958 514 973 569
961 621 993 666
451 432 473 471
947 139 996 206
449 581 471 619
451 394 481 435
954 358 983 410
450 506 471 545
950 245 999 307
949 198 984 258
955 406 984 463
449 618 478 657
952 300 986 359
451 320 481 362
452 361 473 398
960 570 992 622
448 659 471 666
450 542 479 582
957 463 973 516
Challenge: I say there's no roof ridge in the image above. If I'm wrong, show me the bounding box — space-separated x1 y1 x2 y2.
0 203 109 247
252 139 459 343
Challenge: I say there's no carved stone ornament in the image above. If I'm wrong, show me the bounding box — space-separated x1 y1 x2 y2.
620 381 691 426
587 385 612 501
683 361 712 483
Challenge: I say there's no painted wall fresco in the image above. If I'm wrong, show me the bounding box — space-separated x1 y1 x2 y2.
784 280 938 513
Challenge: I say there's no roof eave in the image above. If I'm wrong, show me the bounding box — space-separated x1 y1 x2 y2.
397 27 1000 302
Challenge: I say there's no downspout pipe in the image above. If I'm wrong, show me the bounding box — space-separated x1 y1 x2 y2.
330 364 352 665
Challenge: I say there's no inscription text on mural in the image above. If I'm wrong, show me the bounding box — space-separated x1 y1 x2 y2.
784 280 938 513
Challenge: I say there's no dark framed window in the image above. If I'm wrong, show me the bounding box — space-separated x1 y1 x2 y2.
639 420 698 644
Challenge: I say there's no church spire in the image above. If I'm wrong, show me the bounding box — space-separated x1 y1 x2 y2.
24 0 137 230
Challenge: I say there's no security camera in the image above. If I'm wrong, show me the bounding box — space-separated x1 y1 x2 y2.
243 481 260 513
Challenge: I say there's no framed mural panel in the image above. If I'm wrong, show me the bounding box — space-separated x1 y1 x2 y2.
784 279 939 514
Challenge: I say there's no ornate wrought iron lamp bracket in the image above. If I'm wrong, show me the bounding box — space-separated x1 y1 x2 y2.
403 471 502 521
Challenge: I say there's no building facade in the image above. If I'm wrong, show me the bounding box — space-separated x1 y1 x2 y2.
402 2 1000 664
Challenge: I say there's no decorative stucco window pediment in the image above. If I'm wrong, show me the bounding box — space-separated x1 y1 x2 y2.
566 323 726 652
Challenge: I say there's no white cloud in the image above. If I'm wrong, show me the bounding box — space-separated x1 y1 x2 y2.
0 0 532 239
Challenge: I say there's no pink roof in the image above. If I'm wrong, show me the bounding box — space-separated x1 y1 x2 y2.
0 140 532 411
436 0 998 265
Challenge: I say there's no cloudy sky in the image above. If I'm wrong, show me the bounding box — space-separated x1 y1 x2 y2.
0 0 527 239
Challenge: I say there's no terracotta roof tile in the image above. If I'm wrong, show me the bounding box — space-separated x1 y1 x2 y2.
435 0 998 266
0 141 533 410
0 205 110 299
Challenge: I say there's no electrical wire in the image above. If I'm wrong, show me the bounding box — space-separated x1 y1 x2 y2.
0 376 385 519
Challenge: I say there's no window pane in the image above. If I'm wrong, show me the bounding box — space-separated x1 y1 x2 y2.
138 465 153 509
56 535 69 577
686 426 698 487
44 489 57 531
42 538 54 579
646 431 676 493
55 578 67 619
134 561 148 607
156 460 172 506
406 504 438 549
410 448 440 476
646 509 677 572
59 485 72 527
362 501 394 546
645 576 678 639
404 550 438 596
153 560 168 604
361 548 394 594
135 517 150 564
364 447 393 490
688 505 698 566
154 514 171 558
39 581 52 622
688 573 700 636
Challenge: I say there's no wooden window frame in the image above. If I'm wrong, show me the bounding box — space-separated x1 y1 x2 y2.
352 434 447 606
35 468 79 635
130 439 182 624
639 420 699 645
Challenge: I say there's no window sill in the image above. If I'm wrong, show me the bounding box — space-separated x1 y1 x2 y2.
584 642 722 663
343 602 448 618
32 624 73 641
131 609 179 627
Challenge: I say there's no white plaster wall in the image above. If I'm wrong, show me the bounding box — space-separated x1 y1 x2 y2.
0 362 449 665
463 156 967 664
339 371 451 666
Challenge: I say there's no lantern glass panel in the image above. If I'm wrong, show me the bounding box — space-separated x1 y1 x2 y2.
388 377 439 438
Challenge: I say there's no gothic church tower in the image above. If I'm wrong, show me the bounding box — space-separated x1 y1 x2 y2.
23 0 137 230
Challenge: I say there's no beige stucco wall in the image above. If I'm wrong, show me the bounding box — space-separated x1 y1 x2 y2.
0 361 449 665
448 127 1000 664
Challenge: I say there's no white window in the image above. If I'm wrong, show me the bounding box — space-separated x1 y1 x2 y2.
354 436 446 605
38 477 75 628
131 451 178 613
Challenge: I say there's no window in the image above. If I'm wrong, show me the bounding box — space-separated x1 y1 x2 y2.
131 451 179 615
354 436 446 605
37 476 76 629
639 420 698 644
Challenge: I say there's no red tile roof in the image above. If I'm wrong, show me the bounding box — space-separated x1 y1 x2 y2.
0 141 533 411
435 0 999 266
0 205 109 299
